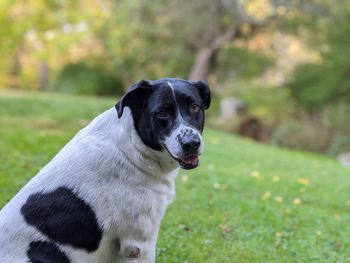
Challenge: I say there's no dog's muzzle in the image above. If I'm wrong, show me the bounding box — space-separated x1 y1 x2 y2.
176 129 201 170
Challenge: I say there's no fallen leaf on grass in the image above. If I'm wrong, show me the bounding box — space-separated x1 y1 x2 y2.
219 224 231 234
293 198 302 205
274 196 284 203
276 232 284 237
272 176 280 182
181 174 189 183
261 191 271 200
213 183 221 190
275 232 284 248
250 170 263 181
179 225 192 232
297 178 310 185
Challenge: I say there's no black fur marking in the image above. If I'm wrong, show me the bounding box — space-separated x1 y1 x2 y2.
21 187 102 252
27 241 71 263
187 80 211 109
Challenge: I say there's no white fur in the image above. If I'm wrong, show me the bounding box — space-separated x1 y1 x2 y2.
163 121 203 159
0 107 179 263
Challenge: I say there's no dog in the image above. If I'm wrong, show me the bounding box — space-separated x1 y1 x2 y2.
0 78 211 263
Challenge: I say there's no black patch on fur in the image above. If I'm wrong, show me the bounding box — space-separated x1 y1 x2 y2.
27 241 71 263
115 79 152 119
21 187 102 252
187 80 211 109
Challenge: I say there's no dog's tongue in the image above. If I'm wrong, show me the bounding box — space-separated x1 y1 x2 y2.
182 155 198 165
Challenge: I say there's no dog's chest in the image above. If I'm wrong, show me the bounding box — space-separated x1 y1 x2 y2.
94 176 175 238
100 182 173 229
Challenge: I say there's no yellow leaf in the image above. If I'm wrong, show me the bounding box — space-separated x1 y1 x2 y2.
250 170 263 181
213 183 221 190
181 174 188 183
262 191 271 200
293 198 302 205
274 196 284 203
276 231 284 237
297 178 310 185
272 176 280 182
219 224 231 234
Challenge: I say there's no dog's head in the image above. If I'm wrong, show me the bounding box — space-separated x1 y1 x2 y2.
116 78 211 170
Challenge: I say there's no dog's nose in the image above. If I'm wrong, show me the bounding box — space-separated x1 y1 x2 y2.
181 134 201 152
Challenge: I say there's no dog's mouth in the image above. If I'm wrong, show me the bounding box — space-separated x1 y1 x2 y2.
163 144 199 170
178 154 199 170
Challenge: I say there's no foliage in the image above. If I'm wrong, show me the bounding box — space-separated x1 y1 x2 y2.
51 62 123 96
270 119 332 152
101 0 197 82
1 92 349 262
0 0 88 88
216 45 274 81
237 85 294 124
287 2 350 109
328 136 350 156
267 102 350 154
0 0 350 155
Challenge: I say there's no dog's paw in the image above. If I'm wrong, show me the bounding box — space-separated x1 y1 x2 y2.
125 246 140 258
119 244 141 259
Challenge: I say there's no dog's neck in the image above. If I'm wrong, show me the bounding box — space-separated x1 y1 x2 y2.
88 107 179 177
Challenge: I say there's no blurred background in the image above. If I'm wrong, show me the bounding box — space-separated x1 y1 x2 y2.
0 0 349 163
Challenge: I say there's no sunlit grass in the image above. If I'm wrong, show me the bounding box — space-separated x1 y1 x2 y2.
0 91 349 262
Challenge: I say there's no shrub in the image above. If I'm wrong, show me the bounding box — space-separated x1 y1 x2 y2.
328 136 350 156
51 62 124 96
270 119 333 153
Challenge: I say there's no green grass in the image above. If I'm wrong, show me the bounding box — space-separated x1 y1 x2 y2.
1 91 350 262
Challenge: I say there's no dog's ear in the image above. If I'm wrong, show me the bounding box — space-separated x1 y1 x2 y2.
115 80 152 118
188 80 211 110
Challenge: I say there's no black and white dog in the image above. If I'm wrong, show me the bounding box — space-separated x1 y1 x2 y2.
0 78 211 263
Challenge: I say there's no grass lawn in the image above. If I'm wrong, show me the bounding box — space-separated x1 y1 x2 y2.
0 91 349 263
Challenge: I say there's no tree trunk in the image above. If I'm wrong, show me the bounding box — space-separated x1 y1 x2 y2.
38 61 49 91
9 51 21 89
188 48 217 82
188 28 237 82
187 0 274 83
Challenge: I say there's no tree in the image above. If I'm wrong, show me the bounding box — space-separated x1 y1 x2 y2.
0 0 105 90
186 0 274 81
288 1 350 109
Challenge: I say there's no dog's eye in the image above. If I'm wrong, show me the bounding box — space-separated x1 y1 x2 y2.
156 110 169 119
190 104 200 113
